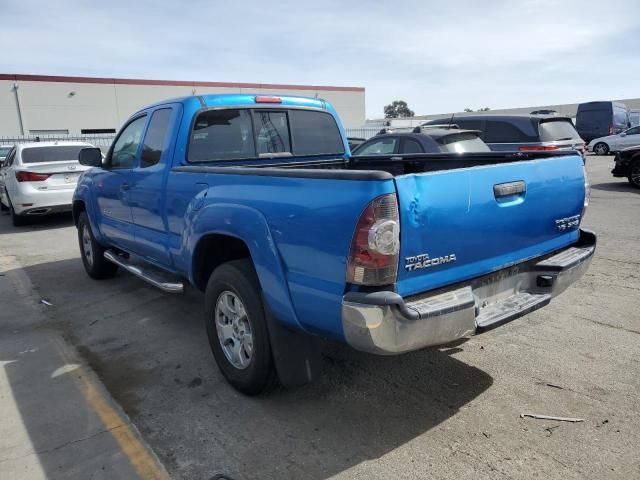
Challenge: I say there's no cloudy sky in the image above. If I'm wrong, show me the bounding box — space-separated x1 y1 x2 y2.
2 0 639 118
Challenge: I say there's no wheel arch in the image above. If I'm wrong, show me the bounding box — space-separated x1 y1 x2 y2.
187 203 304 333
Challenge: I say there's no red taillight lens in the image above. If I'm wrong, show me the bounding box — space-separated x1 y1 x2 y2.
255 96 282 103
518 145 560 152
15 171 51 182
347 194 400 286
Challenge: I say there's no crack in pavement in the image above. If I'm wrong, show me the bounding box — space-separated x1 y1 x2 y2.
0 424 126 465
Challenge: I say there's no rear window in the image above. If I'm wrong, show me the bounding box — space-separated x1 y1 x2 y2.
0 147 12 157
21 145 86 163
437 133 491 153
538 120 581 142
289 110 344 156
188 108 344 162
484 120 536 143
189 109 255 162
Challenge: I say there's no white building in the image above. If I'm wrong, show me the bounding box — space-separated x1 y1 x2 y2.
0 74 366 136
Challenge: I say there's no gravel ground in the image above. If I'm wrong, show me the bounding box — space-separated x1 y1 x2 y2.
0 155 638 480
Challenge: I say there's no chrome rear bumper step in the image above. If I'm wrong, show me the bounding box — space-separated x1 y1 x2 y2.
476 292 551 331
104 250 184 293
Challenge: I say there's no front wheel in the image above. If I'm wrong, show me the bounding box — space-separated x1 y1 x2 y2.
77 211 118 279
205 259 276 395
593 142 610 155
628 160 640 189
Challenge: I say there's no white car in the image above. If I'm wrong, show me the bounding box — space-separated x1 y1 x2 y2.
587 126 640 155
0 142 95 226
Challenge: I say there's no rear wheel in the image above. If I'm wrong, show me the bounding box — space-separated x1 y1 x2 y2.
593 142 609 155
8 196 27 226
628 160 640 189
77 211 118 279
205 259 277 395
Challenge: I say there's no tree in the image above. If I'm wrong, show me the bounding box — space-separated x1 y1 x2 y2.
477 107 491 112
464 108 474 112
384 100 415 118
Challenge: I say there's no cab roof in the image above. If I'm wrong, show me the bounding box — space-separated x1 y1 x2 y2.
139 93 328 113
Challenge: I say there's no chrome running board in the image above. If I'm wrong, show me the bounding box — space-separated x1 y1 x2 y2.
104 250 184 293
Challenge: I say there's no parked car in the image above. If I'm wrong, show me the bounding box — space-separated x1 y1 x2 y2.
352 128 490 155
0 142 95 226
0 145 12 164
347 137 366 151
421 114 585 157
576 101 630 143
587 126 640 155
612 145 640 188
73 94 595 395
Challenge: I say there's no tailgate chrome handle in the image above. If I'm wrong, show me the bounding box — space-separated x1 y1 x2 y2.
494 181 525 198
120 183 130 191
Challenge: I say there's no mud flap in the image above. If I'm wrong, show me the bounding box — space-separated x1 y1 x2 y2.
263 302 321 388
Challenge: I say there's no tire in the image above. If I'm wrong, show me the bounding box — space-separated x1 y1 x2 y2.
204 259 277 395
8 196 28 226
77 211 118 279
593 142 610 155
628 160 640 189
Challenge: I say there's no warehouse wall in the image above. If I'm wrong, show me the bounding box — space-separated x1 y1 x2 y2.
0 75 366 135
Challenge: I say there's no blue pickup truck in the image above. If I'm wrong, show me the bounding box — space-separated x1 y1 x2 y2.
73 94 596 394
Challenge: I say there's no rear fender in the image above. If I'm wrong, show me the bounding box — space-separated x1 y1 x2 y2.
185 202 303 332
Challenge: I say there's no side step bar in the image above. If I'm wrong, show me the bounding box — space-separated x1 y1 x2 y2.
104 250 184 293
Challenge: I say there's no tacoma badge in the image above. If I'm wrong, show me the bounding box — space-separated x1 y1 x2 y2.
405 253 457 271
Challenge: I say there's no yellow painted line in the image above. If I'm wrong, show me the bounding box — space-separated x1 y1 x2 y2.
1 251 169 479
80 378 170 479
52 338 170 480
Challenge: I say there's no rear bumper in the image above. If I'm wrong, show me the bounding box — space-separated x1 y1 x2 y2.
342 229 596 355
11 188 74 215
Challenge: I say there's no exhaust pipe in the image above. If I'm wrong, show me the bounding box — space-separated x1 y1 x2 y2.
26 208 51 215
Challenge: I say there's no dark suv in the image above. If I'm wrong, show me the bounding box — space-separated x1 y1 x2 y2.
422 114 585 156
351 128 490 156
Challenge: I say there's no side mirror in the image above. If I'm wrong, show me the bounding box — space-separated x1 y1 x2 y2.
620 132 627 137
79 147 103 167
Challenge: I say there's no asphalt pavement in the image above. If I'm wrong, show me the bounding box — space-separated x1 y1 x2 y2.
0 155 638 480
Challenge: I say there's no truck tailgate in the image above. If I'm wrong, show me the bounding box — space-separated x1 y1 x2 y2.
395 154 586 297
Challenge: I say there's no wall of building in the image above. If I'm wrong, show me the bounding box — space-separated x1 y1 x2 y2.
0 74 366 135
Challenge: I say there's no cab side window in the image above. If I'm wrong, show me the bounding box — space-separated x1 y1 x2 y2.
141 109 172 168
110 116 147 169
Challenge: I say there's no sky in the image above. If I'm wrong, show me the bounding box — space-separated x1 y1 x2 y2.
2 0 639 119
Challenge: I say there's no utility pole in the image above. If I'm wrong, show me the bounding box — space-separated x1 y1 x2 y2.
12 82 25 135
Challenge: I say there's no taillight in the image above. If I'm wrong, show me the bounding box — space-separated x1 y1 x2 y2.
347 194 400 286
518 145 560 152
255 96 282 103
15 171 51 182
609 123 614 134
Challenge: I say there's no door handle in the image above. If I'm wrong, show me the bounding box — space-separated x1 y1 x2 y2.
494 181 525 198
120 183 130 191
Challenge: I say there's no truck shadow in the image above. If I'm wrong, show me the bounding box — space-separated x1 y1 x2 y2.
9 258 493 480
591 181 639 193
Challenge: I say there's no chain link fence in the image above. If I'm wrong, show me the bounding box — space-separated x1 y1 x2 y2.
0 134 116 151
1 129 381 151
